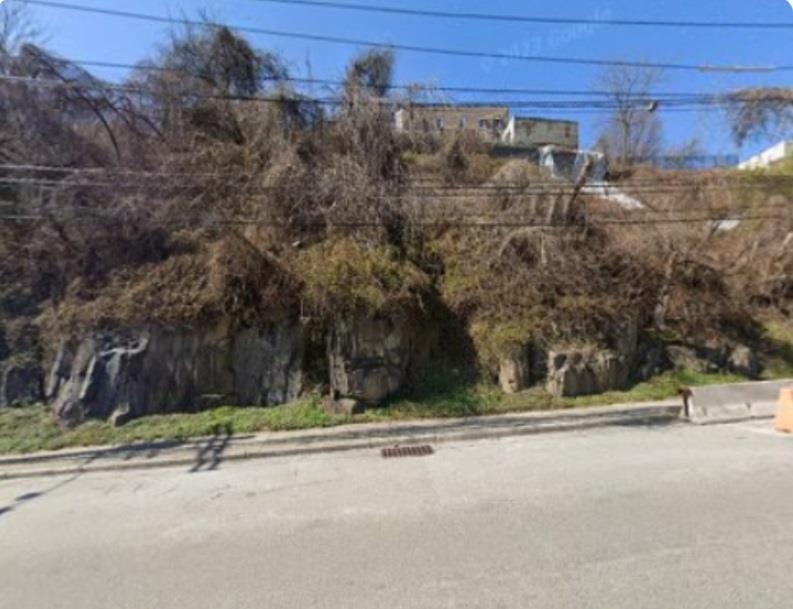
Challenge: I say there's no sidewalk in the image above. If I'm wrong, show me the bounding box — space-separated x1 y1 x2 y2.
0 400 682 480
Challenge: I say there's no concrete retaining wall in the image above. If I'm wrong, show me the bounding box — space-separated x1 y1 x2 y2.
683 379 793 424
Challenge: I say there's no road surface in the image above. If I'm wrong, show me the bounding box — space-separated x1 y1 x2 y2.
2 420 793 608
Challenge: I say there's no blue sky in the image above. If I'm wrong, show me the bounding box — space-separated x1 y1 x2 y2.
18 0 793 158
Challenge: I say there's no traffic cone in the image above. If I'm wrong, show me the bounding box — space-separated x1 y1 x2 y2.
774 388 793 433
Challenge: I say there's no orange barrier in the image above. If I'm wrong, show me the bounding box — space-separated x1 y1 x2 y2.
774 387 793 434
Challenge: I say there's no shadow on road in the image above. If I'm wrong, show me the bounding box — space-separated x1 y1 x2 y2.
0 440 186 468
189 423 233 473
0 460 94 519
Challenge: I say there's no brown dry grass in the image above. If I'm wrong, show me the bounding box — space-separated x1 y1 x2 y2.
38 231 299 338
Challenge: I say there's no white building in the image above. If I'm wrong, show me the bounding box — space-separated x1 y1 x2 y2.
538 146 605 182
738 141 793 170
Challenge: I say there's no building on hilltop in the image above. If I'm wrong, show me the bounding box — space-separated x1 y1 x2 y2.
394 105 510 143
393 105 579 149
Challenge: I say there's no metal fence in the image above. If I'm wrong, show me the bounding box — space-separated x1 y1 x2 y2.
629 155 739 170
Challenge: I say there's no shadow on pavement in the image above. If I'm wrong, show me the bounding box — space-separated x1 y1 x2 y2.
0 432 258 469
0 459 95 519
0 440 186 468
189 423 233 473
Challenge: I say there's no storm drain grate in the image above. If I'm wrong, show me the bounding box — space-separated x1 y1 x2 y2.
381 445 435 459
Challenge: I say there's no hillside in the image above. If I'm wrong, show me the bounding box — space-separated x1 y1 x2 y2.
1 29 792 435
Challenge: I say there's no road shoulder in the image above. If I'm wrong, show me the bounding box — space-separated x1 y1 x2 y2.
0 400 681 479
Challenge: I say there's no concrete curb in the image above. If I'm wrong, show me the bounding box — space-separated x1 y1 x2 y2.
0 401 682 480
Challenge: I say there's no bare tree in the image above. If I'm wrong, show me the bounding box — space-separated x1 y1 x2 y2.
595 65 663 164
344 48 394 98
132 23 289 142
0 1 41 58
725 87 793 145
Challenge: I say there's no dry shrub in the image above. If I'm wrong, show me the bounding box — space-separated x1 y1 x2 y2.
293 238 431 318
598 163 793 342
427 178 650 367
441 132 504 185
39 232 299 335
422 155 790 367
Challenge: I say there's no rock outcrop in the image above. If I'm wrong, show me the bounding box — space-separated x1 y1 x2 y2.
666 345 709 373
40 314 434 424
490 320 638 397
47 323 304 426
328 316 424 407
634 344 669 381
0 320 44 407
611 316 639 365
665 342 757 377
0 360 42 407
546 349 630 397
498 351 532 394
727 345 759 378
0 327 8 361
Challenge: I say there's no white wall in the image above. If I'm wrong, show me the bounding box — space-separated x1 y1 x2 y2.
738 141 793 170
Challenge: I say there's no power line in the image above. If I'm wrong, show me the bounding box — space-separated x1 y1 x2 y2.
248 0 793 30
6 191 788 214
3 175 792 199
1 211 786 227
4 171 789 220
0 74 730 114
0 74 682 107
8 164 793 185
6 54 765 102
6 164 793 187
13 162 793 180
7 172 790 189
61 59 716 100
0 74 348 106
19 1 792 73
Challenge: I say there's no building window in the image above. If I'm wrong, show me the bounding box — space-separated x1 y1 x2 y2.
436 117 445 130
459 117 466 129
478 119 487 129
494 119 503 129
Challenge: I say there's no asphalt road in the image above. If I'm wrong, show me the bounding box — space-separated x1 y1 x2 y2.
2 420 793 609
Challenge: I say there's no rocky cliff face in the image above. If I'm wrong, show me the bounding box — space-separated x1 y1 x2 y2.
1 361 42 407
0 305 763 424
0 321 44 407
43 314 430 424
47 323 304 426
328 316 425 407
543 317 639 398
545 349 631 398
493 317 641 397
498 352 532 395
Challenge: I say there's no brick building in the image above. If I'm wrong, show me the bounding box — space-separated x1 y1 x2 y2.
394 105 579 149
